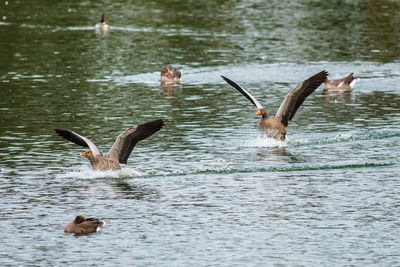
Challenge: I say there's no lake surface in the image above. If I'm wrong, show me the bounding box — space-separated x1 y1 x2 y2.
1 0 400 265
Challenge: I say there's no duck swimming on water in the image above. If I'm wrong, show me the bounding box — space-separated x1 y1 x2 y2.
323 73 356 90
95 12 110 33
160 67 181 83
64 216 105 235
221 70 328 141
55 119 164 171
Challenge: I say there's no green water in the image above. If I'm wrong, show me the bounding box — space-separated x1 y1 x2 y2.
1 0 400 265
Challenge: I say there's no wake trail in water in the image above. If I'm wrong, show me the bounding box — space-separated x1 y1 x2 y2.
56 165 143 180
55 161 395 180
53 129 398 180
291 129 400 147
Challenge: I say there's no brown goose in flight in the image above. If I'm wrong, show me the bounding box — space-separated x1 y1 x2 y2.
221 71 328 140
55 119 164 171
64 216 105 235
323 73 355 90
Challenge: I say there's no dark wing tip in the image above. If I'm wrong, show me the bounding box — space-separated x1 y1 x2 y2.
309 70 329 86
221 75 234 85
54 129 89 148
221 75 260 109
54 129 69 138
318 70 329 80
149 119 165 131
117 119 164 164
145 119 164 136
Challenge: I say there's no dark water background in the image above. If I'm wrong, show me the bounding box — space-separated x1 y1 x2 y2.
1 0 400 265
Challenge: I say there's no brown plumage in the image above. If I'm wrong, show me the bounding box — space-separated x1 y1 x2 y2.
95 12 110 32
323 73 355 90
160 67 181 83
55 119 164 171
222 70 328 140
64 216 105 235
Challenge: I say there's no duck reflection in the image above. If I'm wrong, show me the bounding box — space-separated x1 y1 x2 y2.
323 90 354 105
109 181 159 200
160 82 182 97
255 148 305 164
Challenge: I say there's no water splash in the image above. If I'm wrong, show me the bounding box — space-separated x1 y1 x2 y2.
56 165 143 180
292 129 400 147
244 135 288 148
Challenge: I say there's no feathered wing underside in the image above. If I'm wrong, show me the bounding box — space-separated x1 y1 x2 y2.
275 70 328 127
108 119 164 164
221 76 264 110
54 129 102 157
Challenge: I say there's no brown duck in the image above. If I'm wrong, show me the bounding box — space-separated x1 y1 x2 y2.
323 73 355 90
222 70 328 140
95 12 110 32
160 67 181 83
55 119 164 171
64 216 105 235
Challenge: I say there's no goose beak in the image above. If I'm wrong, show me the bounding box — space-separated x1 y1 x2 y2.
256 110 261 115
167 68 172 75
80 152 87 157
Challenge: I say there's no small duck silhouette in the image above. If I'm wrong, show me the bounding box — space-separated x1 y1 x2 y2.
95 12 110 33
64 216 105 235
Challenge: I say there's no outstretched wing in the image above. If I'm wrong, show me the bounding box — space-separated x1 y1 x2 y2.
275 70 328 127
221 76 264 110
108 119 164 164
54 129 102 157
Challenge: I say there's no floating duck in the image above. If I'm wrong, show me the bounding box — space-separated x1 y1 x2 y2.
95 12 110 33
323 73 356 90
64 216 105 235
160 67 181 83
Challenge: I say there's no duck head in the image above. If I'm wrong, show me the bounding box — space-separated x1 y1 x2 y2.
80 150 95 162
100 12 107 23
73 215 86 224
161 67 172 77
256 108 267 117
173 69 181 79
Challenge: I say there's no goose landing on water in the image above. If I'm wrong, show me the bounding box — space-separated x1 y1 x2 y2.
55 119 164 171
222 71 328 141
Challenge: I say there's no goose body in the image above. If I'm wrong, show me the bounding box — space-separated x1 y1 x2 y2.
55 119 164 171
323 73 355 90
64 216 105 235
222 70 328 140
